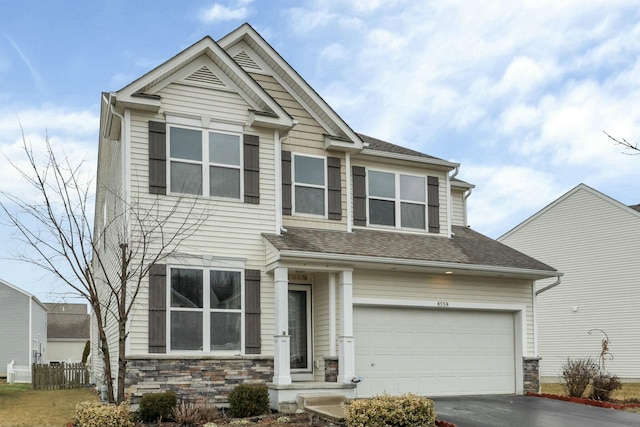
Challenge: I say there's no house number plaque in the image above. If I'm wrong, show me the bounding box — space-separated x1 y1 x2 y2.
437 301 450 307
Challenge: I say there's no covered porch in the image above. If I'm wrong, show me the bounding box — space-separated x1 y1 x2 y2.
266 265 358 411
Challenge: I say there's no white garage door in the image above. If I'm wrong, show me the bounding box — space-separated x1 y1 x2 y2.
354 306 516 397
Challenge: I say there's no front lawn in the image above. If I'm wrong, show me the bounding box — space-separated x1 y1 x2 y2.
0 379 98 427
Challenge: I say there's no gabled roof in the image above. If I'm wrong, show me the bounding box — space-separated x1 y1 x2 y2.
218 23 365 152
0 278 47 311
499 183 640 241
103 33 295 138
357 133 459 170
264 225 557 279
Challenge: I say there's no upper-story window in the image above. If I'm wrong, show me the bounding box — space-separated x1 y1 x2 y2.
169 267 242 352
368 170 426 230
169 126 242 199
293 154 326 216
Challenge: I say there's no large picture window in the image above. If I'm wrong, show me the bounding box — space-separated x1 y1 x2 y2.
169 125 241 199
293 154 326 216
368 170 426 229
169 268 242 352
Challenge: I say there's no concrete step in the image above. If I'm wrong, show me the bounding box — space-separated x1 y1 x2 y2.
297 393 347 422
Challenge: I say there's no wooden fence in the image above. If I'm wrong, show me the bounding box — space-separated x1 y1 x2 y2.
32 363 90 390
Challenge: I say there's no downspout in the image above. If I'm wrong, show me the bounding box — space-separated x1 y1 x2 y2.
346 152 352 233
463 188 472 227
535 275 561 295
447 166 459 237
275 129 283 235
534 275 561 358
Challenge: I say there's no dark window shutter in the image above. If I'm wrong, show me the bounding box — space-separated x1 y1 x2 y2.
243 134 260 204
244 269 261 354
352 166 366 226
327 157 342 220
428 176 440 233
149 121 167 195
282 151 292 215
148 263 166 353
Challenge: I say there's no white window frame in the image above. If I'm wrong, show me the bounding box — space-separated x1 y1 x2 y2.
166 266 245 355
167 120 243 200
292 153 327 218
366 168 427 230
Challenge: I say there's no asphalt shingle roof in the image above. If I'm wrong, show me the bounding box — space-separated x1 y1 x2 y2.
264 225 557 274
357 133 445 161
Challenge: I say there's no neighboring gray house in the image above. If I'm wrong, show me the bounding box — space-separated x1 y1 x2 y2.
45 303 90 363
499 184 640 381
0 278 47 376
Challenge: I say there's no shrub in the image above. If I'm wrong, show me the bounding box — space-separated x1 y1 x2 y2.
173 401 203 426
139 390 177 422
344 394 436 427
228 383 270 418
75 401 133 427
590 373 622 401
561 357 598 397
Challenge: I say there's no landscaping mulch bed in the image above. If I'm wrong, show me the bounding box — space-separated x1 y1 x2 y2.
527 392 640 410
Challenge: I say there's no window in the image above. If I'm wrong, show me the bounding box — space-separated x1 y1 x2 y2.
293 154 326 215
169 125 241 199
169 268 242 352
368 170 426 229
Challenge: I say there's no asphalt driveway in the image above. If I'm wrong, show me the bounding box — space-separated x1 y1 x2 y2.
432 395 640 427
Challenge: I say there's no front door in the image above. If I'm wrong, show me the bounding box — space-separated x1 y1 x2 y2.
288 285 312 378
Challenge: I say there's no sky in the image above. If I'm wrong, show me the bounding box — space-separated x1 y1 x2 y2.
1 0 639 300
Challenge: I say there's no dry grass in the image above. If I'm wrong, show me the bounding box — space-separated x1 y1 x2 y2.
0 379 98 427
541 382 640 401
541 382 640 413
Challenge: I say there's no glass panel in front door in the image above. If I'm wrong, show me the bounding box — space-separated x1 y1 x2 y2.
288 289 308 370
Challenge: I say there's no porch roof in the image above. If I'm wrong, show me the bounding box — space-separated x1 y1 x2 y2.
263 225 558 279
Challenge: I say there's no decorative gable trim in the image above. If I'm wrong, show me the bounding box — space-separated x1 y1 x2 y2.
218 24 364 149
233 50 263 72
184 66 226 87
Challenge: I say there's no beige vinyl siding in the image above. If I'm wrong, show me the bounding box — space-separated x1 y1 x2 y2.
500 186 640 379
353 270 535 355
351 160 449 236
125 97 278 355
451 188 466 226
251 73 348 231
92 129 127 387
312 273 331 381
159 83 251 124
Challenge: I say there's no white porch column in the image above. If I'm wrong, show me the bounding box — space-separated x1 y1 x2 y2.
273 267 291 385
338 270 355 383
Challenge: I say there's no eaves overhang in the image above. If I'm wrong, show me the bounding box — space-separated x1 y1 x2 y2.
359 148 460 170
266 250 561 281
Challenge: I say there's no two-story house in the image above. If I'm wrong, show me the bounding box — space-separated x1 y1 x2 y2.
93 23 559 410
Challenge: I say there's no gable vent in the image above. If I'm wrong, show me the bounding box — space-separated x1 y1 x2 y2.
233 51 262 71
185 66 225 86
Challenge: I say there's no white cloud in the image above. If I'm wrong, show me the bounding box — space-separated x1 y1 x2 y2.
199 2 251 23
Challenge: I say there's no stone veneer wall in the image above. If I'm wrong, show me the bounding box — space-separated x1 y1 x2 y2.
126 356 274 406
523 357 541 393
324 357 338 382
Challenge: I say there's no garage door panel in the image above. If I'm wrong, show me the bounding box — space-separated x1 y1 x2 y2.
355 307 516 397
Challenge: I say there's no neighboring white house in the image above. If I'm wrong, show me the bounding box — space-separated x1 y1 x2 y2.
499 183 640 381
45 303 90 363
93 23 560 409
0 278 47 377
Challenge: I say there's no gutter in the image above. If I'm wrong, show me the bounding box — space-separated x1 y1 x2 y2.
271 250 559 280
535 275 562 295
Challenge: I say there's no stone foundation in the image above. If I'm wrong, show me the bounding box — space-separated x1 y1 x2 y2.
125 355 273 406
523 357 541 393
324 357 338 382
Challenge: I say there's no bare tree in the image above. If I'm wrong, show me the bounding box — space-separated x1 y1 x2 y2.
604 131 640 154
0 134 209 403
